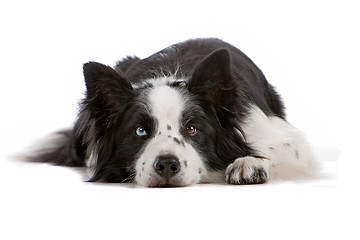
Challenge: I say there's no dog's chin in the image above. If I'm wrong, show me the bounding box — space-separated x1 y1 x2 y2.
149 183 187 188
143 182 190 188
138 177 195 188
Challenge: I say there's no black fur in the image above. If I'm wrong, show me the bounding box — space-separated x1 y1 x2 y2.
31 38 285 183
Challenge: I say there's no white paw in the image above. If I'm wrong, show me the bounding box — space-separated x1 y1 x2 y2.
225 156 269 184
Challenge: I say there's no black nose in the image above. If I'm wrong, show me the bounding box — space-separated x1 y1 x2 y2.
153 155 180 179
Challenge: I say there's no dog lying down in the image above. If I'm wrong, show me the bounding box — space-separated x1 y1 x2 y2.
29 38 317 187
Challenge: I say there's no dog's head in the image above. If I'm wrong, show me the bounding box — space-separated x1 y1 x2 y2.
81 49 246 187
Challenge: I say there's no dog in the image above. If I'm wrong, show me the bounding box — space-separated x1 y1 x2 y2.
30 38 317 187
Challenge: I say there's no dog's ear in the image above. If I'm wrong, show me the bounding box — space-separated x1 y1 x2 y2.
188 48 235 109
83 62 134 117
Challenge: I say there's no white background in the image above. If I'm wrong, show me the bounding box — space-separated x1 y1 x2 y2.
0 0 359 239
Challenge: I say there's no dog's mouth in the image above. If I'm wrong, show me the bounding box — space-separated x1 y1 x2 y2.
140 174 192 188
144 178 188 188
149 183 184 188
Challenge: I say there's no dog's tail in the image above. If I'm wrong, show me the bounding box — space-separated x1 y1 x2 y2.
26 129 86 167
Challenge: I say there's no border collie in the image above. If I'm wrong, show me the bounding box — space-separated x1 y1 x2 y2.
31 38 317 187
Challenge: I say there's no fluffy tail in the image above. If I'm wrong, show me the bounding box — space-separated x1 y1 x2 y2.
27 129 86 167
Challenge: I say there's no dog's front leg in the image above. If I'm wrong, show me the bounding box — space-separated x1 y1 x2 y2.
225 156 270 184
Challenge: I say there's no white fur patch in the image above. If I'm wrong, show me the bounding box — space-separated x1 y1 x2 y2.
149 84 185 133
239 105 318 181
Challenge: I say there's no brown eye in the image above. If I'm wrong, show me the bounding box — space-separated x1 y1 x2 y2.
185 126 197 135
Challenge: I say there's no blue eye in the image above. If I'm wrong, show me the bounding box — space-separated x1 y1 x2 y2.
136 127 147 136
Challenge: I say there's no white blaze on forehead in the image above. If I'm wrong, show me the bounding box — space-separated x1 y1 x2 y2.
148 85 185 132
